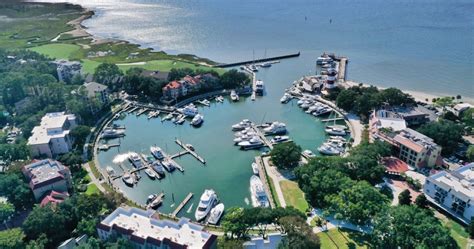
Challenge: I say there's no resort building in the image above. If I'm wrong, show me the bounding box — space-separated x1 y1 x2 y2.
97 207 217 249
162 74 218 100
55 60 82 83
40 190 69 207
423 163 474 224
162 80 182 100
297 75 324 93
391 106 433 126
27 112 77 158
243 233 285 249
369 109 407 139
451 103 473 117
22 159 72 200
393 128 442 168
79 82 109 112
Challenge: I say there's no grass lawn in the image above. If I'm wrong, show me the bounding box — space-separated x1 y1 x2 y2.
439 214 469 248
280 180 309 213
85 183 99 195
318 228 370 249
29 43 81 60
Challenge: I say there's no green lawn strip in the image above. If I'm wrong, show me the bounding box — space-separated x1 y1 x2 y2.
88 160 101 179
319 228 369 249
279 180 309 213
439 215 469 248
29 43 81 60
85 183 99 195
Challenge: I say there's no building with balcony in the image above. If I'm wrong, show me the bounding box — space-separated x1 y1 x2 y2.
423 164 474 224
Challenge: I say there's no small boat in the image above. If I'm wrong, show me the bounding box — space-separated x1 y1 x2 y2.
122 173 134 186
100 129 125 139
149 194 164 209
250 64 258 72
230 90 239 101
232 119 252 131
238 136 264 150
260 62 271 68
312 107 332 116
318 143 343 156
270 135 290 144
162 113 173 121
255 80 265 95
106 166 115 175
162 159 176 172
202 99 210 106
128 152 142 168
195 189 218 221
174 115 186 125
186 144 195 151
144 168 157 179
233 134 253 144
325 127 347 136
190 114 204 126
302 149 316 158
147 194 157 204
250 175 269 208
263 122 287 135
178 104 199 117
207 203 225 225
150 146 164 160
280 93 291 104
151 161 165 176
251 162 259 175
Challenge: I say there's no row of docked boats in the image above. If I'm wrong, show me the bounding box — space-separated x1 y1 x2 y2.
231 119 289 150
297 97 333 116
195 189 225 225
317 136 347 156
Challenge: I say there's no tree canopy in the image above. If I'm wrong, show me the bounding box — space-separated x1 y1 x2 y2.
93 63 123 87
0 228 25 249
417 119 464 156
270 141 302 169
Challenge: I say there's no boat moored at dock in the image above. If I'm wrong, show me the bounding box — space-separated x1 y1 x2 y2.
250 175 269 208
195 189 218 221
207 203 225 225
190 114 204 126
263 122 287 135
128 152 142 168
151 161 166 177
230 90 240 101
122 172 134 186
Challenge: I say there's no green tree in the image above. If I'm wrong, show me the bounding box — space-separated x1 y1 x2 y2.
93 63 123 87
70 125 91 148
417 119 464 156
0 201 15 223
469 219 474 239
221 207 248 239
0 228 25 249
466 145 474 162
26 233 48 249
22 205 68 246
277 216 320 249
167 68 195 81
461 108 474 127
335 89 359 111
0 173 34 210
77 237 101 249
415 194 429 209
217 237 244 249
378 87 415 106
371 206 457 249
76 218 98 237
220 69 250 89
398 189 412 205
270 142 302 169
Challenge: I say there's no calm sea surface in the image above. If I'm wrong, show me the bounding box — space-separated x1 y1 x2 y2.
38 0 473 97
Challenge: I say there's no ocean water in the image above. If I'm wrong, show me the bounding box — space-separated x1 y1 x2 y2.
36 0 473 97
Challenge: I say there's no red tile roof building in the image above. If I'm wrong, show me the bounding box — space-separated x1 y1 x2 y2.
22 159 72 200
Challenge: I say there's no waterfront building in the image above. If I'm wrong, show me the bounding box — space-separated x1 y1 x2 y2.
79 82 109 112
243 233 285 249
27 112 77 158
325 68 338 89
393 128 442 168
162 74 217 100
369 109 407 139
97 206 217 249
22 159 72 200
423 163 474 224
162 80 182 99
297 76 323 93
391 106 433 126
451 103 473 117
55 60 82 83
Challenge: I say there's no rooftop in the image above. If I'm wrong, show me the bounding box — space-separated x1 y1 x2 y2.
428 163 474 203
100 207 215 248
372 109 407 131
82 82 108 98
23 159 68 188
394 128 439 153
27 112 76 145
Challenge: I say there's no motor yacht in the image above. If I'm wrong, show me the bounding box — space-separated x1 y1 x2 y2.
144 168 157 179
232 119 252 131
280 93 291 104
178 104 199 117
190 114 204 126
270 135 290 144
161 159 176 172
195 189 218 221
260 62 271 68
148 194 164 209
162 113 173 121
175 115 186 125
207 203 225 225
312 106 332 116
250 175 269 208
263 122 287 135
251 162 259 175
325 127 347 136
151 161 165 177
150 146 164 160
230 90 239 101
302 150 316 158
128 152 142 168
233 134 252 144
122 173 134 186
238 136 264 150
255 80 265 95
100 129 125 139
146 194 157 204
317 143 343 156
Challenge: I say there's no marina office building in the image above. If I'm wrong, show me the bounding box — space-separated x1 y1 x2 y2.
97 207 217 249
27 112 77 158
423 164 474 224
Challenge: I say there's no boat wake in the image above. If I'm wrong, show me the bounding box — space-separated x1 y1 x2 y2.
113 152 131 164
186 203 194 213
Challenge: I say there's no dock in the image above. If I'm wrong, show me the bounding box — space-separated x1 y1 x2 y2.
321 117 345 122
98 143 120 151
215 52 301 68
337 57 348 82
254 156 276 208
251 72 257 101
171 192 194 217
163 152 185 172
175 139 206 164
251 125 273 150
128 106 139 113
136 108 149 116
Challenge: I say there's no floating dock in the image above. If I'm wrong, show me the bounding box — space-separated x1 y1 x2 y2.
321 117 345 122
215 52 300 68
251 125 273 150
98 143 120 151
136 108 149 116
171 192 194 217
175 139 206 164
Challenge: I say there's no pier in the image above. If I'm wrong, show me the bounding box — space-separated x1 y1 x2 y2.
215 52 301 68
255 156 276 208
175 139 206 164
171 192 194 217
251 72 257 101
321 117 345 122
98 143 120 151
136 108 149 116
251 125 273 150
337 57 348 82
163 152 185 172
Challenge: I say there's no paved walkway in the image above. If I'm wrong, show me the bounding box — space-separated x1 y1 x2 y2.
306 209 372 234
83 163 106 193
262 157 287 207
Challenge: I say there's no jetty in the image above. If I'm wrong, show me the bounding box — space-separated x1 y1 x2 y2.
254 156 276 208
136 108 149 116
337 57 348 82
321 117 345 122
251 125 273 150
171 192 194 217
215 52 300 68
175 139 206 164
128 106 139 113
98 143 120 151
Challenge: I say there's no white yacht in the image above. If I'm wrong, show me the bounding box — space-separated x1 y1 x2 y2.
280 93 291 104
150 146 164 160
190 114 204 126
270 135 290 144
151 161 165 177
144 168 157 179
178 104 199 117
313 106 332 116
255 80 265 95
263 122 287 135
207 203 225 225
325 127 347 136
251 162 259 175
233 134 252 144
238 136 264 150
161 159 176 172
302 149 316 158
318 143 343 156
106 166 115 175
232 119 252 131
230 90 239 101
122 173 134 186
260 62 271 68
175 115 186 125
162 113 173 121
195 189 218 221
100 129 125 139
128 152 142 168
250 175 269 208
300 101 313 110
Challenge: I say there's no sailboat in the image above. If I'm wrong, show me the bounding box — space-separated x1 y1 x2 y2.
260 49 271 68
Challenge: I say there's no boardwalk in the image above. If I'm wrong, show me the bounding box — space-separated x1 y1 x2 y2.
175 139 206 164
251 125 273 149
255 156 276 208
171 192 194 217
251 72 257 101
215 52 300 68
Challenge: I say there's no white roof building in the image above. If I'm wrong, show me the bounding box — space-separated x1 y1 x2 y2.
424 163 474 224
97 207 217 249
27 112 77 158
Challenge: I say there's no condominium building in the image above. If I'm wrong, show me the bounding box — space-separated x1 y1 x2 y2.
55 60 82 83
97 207 217 249
22 159 72 200
393 128 442 168
27 112 77 158
424 164 474 224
